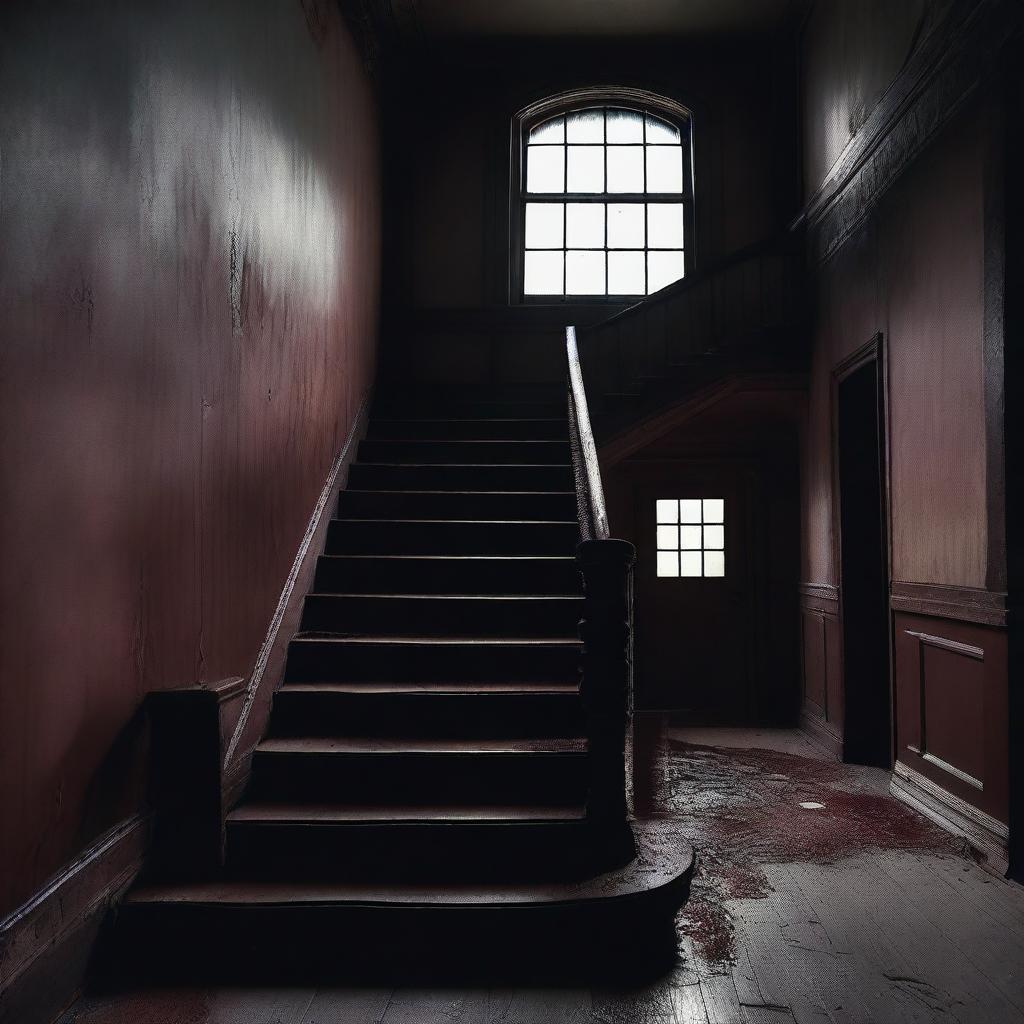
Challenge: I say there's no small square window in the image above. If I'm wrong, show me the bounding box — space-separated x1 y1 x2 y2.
656 499 679 524
655 499 726 578
567 146 604 193
656 525 679 549
524 251 564 295
525 203 564 249
565 250 605 295
680 552 703 577
680 525 702 549
608 251 645 295
679 499 702 524
657 550 679 578
527 146 565 193
566 204 605 248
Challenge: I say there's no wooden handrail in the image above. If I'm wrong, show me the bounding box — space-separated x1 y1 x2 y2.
566 325 609 540
590 230 798 333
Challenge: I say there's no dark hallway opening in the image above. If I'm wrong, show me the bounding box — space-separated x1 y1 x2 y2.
835 345 892 769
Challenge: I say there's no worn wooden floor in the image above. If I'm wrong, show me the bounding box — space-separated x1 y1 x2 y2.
59 728 1024 1024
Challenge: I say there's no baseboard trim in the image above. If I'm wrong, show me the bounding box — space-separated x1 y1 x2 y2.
0 814 150 1024
799 709 843 759
891 759 1009 875
222 388 373 791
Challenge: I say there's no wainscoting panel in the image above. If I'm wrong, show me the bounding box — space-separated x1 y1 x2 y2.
893 611 1008 828
798 583 842 755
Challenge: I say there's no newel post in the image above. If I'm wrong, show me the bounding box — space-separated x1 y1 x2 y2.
577 536 636 858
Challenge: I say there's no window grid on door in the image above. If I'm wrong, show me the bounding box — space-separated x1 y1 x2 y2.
655 499 725 578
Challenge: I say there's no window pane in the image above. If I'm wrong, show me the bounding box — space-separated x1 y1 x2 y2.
648 250 685 293
525 203 564 248
657 551 679 578
607 203 644 248
566 108 604 143
608 251 645 295
680 552 702 577
656 525 678 549
656 499 679 524
704 551 725 577
647 204 685 248
606 108 643 143
703 498 724 523
530 116 565 143
646 146 684 193
607 146 644 193
567 146 604 192
527 146 564 193
524 251 564 295
680 525 702 549
566 203 604 248
703 524 724 549
566 250 605 295
679 499 702 523
646 114 680 143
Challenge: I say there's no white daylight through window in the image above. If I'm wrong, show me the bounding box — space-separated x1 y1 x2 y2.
522 105 689 298
655 498 725 578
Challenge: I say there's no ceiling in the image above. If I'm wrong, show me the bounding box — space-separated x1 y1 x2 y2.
387 0 802 37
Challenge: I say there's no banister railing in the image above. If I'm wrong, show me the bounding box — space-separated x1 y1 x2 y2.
575 231 804 427
566 326 609 542
566 325 636 861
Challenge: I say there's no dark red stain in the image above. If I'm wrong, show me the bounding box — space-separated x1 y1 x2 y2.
657 742 959 967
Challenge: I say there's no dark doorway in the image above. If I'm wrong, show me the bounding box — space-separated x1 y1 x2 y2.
835 339 892 768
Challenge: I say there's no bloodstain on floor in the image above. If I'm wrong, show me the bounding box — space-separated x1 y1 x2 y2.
644 738 960 969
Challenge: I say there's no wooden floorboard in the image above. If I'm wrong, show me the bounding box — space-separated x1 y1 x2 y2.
58 728 1024 1024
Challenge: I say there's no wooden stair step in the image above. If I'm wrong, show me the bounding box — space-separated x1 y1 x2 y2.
255 736 586 755
358 439 571 464
337 489 578 521
324 517 579 555
313 553 580 595
226 802 586 824
299 592 584 637
367 418 569 440
347 463 573 491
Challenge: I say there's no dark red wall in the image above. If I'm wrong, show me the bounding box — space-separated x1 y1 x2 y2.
0 0 381 915
798 0 1007 827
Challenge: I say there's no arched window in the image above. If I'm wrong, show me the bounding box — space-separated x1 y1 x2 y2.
513 91 693 301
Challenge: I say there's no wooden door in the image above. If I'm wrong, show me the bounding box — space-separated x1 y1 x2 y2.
633 470 752 714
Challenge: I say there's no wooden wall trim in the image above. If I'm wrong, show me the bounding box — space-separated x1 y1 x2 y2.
221 389 373 802
797 582 839 602
890 581 1008 626
891 759 1009 875
903 630 985 662
0 814 149 1023
803 0 1021 266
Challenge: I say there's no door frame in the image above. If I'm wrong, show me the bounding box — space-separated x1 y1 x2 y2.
830 331 895 766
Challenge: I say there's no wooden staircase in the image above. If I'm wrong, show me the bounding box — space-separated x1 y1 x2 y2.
109 393 693 983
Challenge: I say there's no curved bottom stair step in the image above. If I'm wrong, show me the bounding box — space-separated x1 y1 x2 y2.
106 821 694 985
